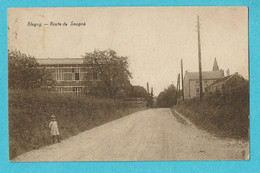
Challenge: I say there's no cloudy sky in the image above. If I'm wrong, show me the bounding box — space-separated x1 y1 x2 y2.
8 7 248 96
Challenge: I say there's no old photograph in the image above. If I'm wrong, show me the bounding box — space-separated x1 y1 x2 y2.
8 7 249 161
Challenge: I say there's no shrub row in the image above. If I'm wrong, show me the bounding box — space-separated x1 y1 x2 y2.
174 82 249 140
9 89 145 159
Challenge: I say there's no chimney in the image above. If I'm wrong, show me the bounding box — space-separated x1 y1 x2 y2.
226 69 230 76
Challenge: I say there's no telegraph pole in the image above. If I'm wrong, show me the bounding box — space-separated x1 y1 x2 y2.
150 87 154 108
197 15 203 101
147 82 150 94
177 73 180 99
181 59 184 101
177 73 180 92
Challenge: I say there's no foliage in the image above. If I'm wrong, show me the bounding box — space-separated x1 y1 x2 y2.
9 89 146 160
82 49 132 98
128 85 148 98
157 84 178 108
8 50 55 89
174 81 249 139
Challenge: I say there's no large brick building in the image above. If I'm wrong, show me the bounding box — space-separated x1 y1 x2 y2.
37 58 91 96
183 58 225 99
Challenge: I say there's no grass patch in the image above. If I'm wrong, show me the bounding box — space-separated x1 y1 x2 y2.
9 89 146 160
174 82 249 140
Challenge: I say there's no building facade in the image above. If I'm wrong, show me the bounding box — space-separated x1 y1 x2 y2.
183 58 225 99
37 58 91 96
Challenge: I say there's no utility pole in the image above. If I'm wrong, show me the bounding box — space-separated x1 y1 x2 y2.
181 59 184 101
197 15 203 101
151 87 154 108
146 82 150 108
147 82 150 94
177 73 180 92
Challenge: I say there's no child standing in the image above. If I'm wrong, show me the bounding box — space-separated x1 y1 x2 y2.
49 115 61 144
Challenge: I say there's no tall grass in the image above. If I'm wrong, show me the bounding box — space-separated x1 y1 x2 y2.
174 82 249 140
9 89 146 159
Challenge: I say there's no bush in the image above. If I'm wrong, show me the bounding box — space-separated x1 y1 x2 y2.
157 84 178 108
174 82 249 139
128 85 148 98
9 89 145 159
8 50 54 89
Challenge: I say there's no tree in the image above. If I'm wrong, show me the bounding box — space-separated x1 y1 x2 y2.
157 84 178 108
128 85 148 98
82 49 132 98
8 50 55 89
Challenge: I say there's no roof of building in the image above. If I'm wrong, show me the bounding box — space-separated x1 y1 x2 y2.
212 57 219 71
36 58 84 65
184 70 224 80
208 72 246 87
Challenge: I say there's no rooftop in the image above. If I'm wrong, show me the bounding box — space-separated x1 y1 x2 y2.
184 70 224 80
36 58 84 65
208 73 246 86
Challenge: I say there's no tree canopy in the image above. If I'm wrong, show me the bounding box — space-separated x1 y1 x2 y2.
156 84 178 108
83 49 132 98
8 50 54 89
128 85 148 98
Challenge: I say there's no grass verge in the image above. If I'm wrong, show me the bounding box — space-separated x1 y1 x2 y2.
173 83 249 140
9 89 146 160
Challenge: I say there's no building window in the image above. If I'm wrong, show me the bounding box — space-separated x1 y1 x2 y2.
64 73 73 81
195 80 199 86
58 87 63 95
74 69 80 81
196 88 200 96
73 87 83 96
75 73 80 80
55 69 64 81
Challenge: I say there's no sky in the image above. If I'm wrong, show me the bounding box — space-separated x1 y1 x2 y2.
8 7 248 96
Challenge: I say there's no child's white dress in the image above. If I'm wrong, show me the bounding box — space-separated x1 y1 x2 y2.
49 121 60 136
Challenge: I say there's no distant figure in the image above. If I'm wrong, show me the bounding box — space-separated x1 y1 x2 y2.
49 115 60 144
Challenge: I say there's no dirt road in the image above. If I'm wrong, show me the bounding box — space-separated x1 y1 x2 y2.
12 108 249 161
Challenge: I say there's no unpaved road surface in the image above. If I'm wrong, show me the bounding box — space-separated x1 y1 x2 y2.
13 108 249 161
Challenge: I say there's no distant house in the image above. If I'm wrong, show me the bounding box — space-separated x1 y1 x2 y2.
206 72 247 94
183 58 224 99
37 58 89 96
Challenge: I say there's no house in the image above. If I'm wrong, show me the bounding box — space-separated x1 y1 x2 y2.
183 58 225 99
206 72 247 94
37 58 89 96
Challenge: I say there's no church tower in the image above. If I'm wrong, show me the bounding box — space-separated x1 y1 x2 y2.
212 57 219 71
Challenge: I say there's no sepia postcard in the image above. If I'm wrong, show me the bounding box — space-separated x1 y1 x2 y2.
8 7 249 162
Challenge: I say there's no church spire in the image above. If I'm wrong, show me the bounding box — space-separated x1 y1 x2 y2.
212 57 219 71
